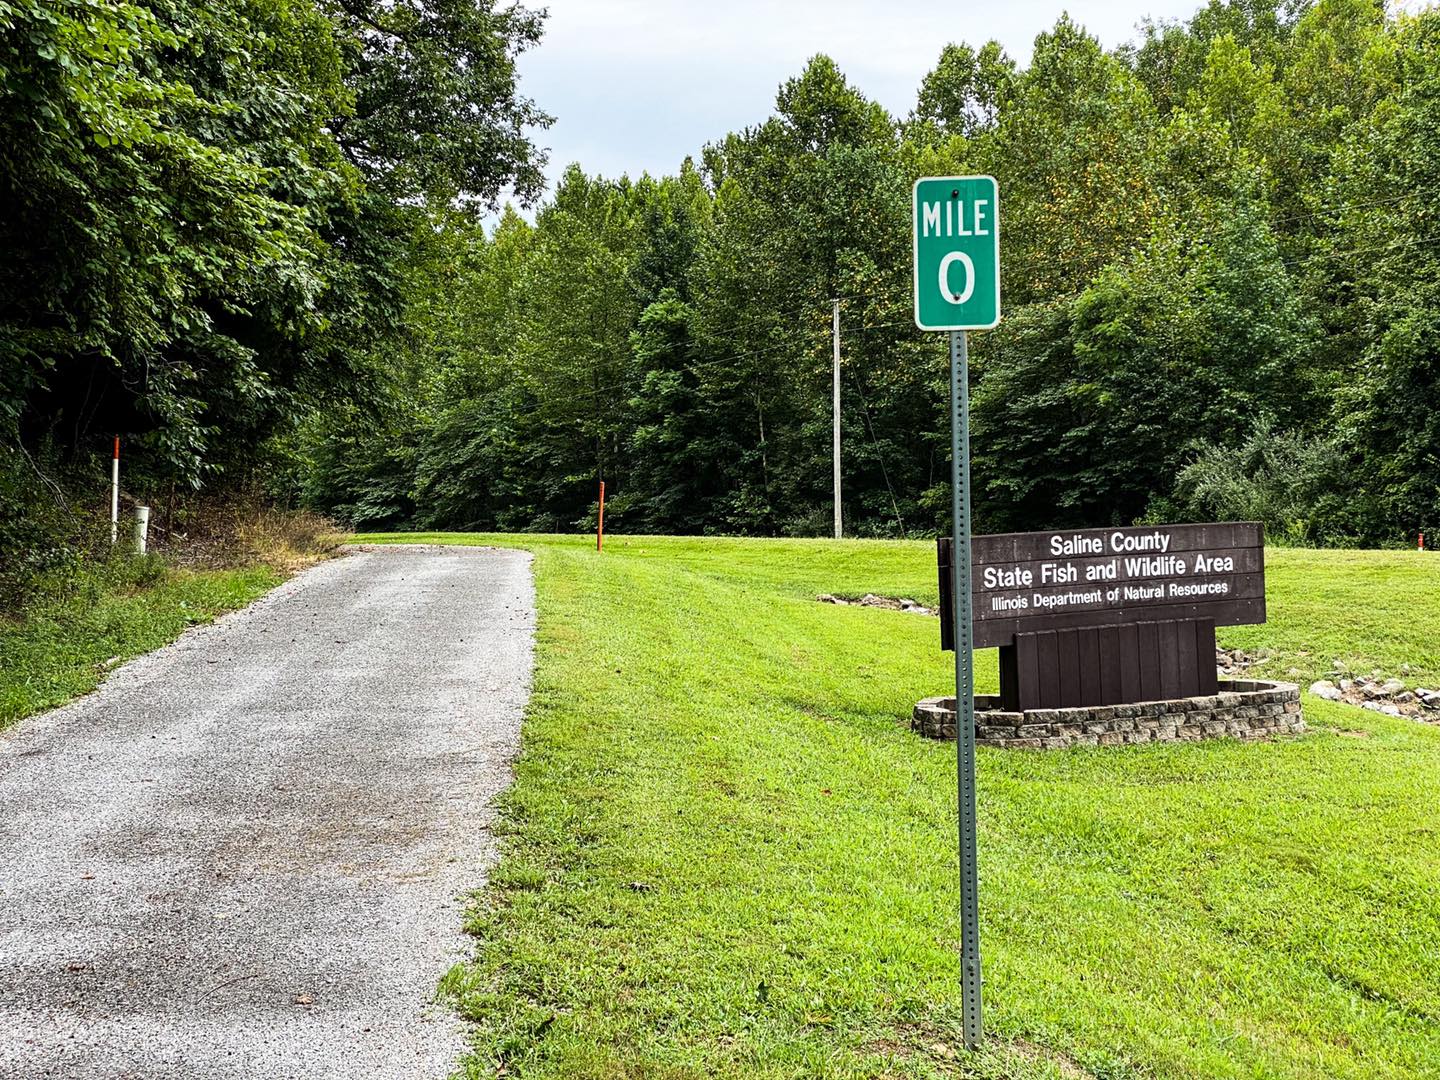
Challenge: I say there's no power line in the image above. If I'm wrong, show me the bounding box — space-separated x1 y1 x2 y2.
460 225 1440 430
492 289 928 425
1269 191 1419 227
475 315 894 424
668 288 884 344
1283 233 1440 268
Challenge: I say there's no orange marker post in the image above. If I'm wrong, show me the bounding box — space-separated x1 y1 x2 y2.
597 481 606 552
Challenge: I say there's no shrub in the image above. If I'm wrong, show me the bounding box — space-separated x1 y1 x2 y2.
1171 422 1359 545
0 445 92 609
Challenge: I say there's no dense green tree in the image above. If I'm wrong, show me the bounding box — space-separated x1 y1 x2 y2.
326 0 550 208
1 0 551 504
19 0 1413 546
621 292 712 530
1131 0 1306 115
974 206 1315 528
1325 8 1440 538
1 0 346 480
911 40 1016 139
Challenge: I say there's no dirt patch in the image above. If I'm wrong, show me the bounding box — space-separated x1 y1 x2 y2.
856 1037 914 1061
867 1023 1100 1078
1009 1038 1096 1079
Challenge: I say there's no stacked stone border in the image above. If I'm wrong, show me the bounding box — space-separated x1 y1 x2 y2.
912 680 1303 749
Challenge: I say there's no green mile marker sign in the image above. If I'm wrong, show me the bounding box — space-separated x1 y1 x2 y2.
912 175 1000 331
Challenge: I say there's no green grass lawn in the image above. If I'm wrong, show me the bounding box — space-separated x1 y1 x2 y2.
1222 547 1440 685
353 532 1440 1079
0 560 282 729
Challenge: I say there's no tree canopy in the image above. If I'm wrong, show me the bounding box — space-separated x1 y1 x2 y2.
1 0 549 492
6 0 1437 549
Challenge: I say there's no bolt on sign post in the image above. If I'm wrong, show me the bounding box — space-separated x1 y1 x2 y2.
913 174 1000 1050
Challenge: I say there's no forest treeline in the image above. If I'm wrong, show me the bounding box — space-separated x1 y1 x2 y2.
5 1 1439 570
308 0 1440 544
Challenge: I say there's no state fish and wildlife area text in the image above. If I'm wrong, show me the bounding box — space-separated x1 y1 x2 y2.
968 522 1266 649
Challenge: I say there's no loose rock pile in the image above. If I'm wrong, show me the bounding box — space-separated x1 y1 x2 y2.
1308 669 1440 721
817 593 934 616
1216 646 1263 676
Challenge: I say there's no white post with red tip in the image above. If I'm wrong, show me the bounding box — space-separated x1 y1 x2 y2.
110 437 120 545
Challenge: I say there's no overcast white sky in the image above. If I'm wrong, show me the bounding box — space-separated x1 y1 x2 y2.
512 0 1208 197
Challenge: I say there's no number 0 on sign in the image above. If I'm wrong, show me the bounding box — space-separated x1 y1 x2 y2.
912 176 1000 331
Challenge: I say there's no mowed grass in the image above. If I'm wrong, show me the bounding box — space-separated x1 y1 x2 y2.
356 533 1440 1079
1222 547 1440 684
0 561 282 729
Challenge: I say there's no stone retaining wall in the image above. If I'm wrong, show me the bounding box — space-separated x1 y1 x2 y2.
912 680 1303 749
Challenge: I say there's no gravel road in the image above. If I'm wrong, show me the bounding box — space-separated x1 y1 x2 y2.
0 544 534 1079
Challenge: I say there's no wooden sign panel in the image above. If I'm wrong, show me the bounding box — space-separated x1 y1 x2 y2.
965 522 1264 649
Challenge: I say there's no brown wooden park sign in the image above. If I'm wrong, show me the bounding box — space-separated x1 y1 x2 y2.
939 522 1265 712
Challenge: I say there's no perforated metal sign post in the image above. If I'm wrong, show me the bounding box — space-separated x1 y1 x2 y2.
914 174 1000 1051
